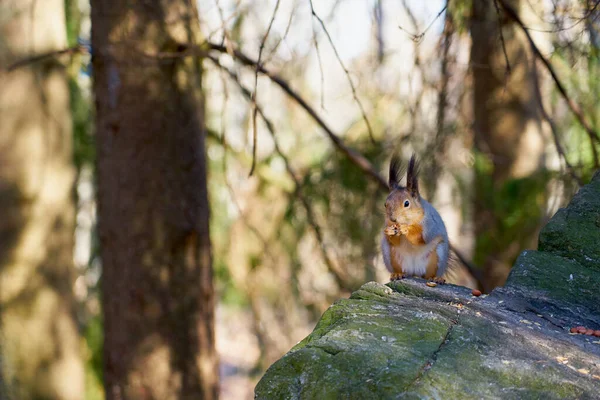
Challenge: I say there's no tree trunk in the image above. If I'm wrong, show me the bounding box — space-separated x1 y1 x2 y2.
0 1 83 399
470 0 548 291
90 1 217 399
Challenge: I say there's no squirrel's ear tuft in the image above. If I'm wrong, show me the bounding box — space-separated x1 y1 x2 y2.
406 154 420 197
388 153 404 190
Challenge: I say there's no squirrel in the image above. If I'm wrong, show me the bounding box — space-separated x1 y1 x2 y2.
381 154 449 283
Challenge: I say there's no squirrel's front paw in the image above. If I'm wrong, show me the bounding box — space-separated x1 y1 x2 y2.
384 225 399 236
399 224 410 235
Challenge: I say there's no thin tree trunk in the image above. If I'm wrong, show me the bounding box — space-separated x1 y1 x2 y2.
91 1 217 399
0 1 83 399
470 0 547 291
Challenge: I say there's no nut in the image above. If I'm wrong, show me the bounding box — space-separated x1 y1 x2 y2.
471 289 482 297
570 327 578 333
426 281 437 287
577 327 587 334
593 330 600 337
585 329 594 336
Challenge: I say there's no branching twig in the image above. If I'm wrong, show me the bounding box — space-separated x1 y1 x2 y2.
250 0 281 177
398 4 447 43
308 0 376 143
263 1 297 65
499 0 600 150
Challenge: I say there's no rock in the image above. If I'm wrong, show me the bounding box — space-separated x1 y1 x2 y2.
538 170 600 271
255 173 600 399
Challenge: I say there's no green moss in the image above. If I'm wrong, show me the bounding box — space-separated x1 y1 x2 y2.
386 280 428 297
412 315 587 399
506 251 600 315
256 283 459 399
538 173 600 271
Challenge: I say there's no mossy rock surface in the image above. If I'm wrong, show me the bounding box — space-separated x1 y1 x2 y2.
538 170 600 270
255 172 600 399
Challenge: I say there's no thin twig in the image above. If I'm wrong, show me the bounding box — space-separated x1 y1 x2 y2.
308 0 376 143
493 0 512 75
212 0 234 46
375 0 385 63
5 45 84 72
310 15 326 110
499 0 600 150
398 4 448 43
250 0 281 177
263 0 297 65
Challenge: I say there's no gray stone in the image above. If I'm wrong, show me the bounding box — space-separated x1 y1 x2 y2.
255 172 600 399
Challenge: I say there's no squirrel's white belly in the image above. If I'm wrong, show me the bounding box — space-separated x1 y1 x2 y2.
393 239 431 276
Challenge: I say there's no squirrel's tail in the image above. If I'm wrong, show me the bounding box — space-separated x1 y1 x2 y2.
443 249 483 290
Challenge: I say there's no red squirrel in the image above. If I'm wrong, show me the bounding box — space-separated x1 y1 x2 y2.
381 154 449 283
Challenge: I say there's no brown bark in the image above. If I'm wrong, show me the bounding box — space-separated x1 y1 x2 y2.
470 0 547 291
0 1 83 399
90 1 217 399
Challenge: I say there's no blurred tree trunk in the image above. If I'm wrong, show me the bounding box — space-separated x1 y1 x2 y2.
0 1 83 399
91 1 217 399
470 0 547 292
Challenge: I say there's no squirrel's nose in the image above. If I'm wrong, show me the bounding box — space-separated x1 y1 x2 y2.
390 216 397 223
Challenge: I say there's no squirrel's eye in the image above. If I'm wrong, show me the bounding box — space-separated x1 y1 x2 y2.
403 200 410 208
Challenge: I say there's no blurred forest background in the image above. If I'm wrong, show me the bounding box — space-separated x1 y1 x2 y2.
0 0 599 399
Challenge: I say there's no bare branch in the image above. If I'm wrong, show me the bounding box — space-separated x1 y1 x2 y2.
250 0 281 177
499 0 600 148
208 42 389 191
5 45 85 72
308 0 376 143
